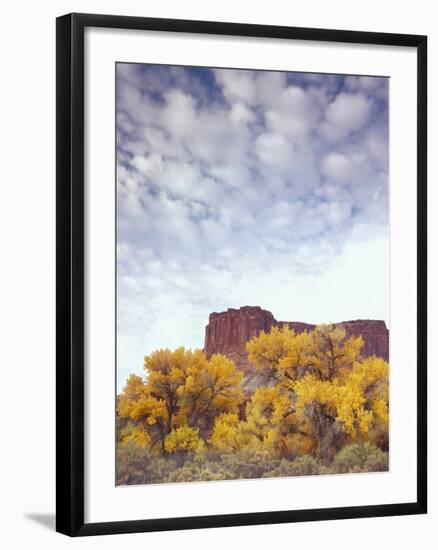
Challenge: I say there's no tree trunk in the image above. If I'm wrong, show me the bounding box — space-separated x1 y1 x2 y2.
307 403 344 463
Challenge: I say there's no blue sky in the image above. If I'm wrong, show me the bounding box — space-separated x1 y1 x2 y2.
116 64 389 390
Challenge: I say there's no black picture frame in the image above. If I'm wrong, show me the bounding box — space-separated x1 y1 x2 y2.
56 12 427 537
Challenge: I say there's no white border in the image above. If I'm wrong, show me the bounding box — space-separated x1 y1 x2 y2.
84 27 417 523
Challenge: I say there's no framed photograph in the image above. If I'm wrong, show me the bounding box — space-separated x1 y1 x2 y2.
56 13 427 536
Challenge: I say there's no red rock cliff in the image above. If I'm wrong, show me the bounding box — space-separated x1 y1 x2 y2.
204 306 389 373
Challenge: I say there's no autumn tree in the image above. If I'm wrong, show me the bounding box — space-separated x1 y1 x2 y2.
118 373 169 452
291 356 389 461
118 348 198 452
118 348 243 453
144 347 193 435
245 324 387 462
164 426 203 464
117 323 389 480
177 353 244 437
341 356 389 449
245 326 310 385
304 325 364 381
210 386 314 458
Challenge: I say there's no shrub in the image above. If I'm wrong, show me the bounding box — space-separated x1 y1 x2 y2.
116 442 176 485
332 442 388 473
262 455 321 478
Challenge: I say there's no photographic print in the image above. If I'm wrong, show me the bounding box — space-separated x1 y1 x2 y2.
116 63 389 486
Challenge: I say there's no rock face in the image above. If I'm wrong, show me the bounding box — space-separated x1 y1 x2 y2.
204 306 389 374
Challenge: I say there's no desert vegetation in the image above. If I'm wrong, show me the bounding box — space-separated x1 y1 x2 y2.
117 324 389 484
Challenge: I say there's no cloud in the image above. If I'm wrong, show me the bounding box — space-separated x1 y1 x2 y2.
214 69 257 104
320 92 373 142
321 152 354 183
229 102 256 125
116 64 389 389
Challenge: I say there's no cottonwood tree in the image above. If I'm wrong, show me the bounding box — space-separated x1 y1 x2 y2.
245 325 387 462
118 348 243 453
177 353 243 437
118 326 388 469
210 386 315 458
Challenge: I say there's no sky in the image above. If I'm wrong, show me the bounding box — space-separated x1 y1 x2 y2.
116 64 389 390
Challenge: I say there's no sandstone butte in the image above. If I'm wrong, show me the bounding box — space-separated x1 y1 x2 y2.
204 306 389 387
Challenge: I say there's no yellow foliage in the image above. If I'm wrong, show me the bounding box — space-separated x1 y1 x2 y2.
209 386 314 458
118 327 389 464
121 374 145 399
119 387 167 425
246 324 364 384
122 427 151 448
246 326 298 377
292 354 389 443
304 325 364 380
118 348 198 452
210 413 240 453
177 353 243 431
119 348 244 452
164 426 201 454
